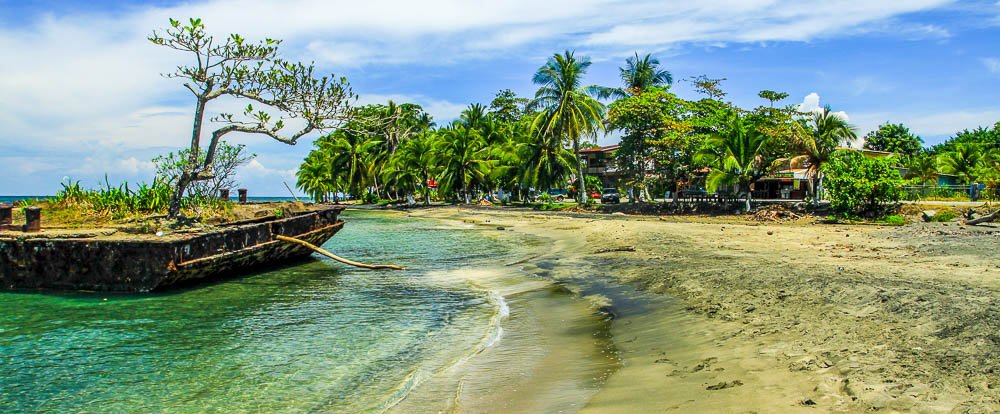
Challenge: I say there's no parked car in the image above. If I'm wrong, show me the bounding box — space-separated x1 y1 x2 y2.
547 188 568 202
600 187 621 204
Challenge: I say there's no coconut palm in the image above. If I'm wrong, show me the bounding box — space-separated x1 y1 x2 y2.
695 110 771 210
618 52 673 95
322 129 381 199
378 100 429 154
529 50 607 203
904 154 938 185
437 124 490 203
459 103 489 130
296 151 335 202
937 143 984 183
387 131 440 205
779 106 857 202
519 126 576 198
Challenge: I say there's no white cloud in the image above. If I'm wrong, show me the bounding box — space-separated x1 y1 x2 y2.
116 157 156 174
983 57 1000 74
796 93 858 146
797 92 822 113
243 159 296 179
850 76 893 96
359 94 468 124
583 0 950 46
796 92 850 121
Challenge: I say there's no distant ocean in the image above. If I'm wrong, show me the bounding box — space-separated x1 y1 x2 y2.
0 196 303 205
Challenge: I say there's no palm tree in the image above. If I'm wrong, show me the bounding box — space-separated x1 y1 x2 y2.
618 52 672 95
437 124 490 203
937 143 984 183
378 100 428 154
904 154 938 185
388 131 440 205
782 106 857 202
519 127 576 200
322 129 381 200
459 103 489 130
529 50 607 203
695 110 771 210
296 151 334 202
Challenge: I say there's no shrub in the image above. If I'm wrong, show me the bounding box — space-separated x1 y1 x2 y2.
823 150 903 218
361 192 379 204
932 210 957 222
879 215 907 225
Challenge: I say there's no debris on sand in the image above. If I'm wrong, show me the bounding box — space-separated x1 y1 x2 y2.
751 205 803 222
593 246 637 253
706 380 744 390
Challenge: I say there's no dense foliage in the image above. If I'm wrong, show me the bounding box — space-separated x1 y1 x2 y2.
823 150 903 217
606 88 689 200
863 123 923 156
286 47 1000 208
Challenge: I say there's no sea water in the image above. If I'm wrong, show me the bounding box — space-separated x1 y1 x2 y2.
0 210 617 413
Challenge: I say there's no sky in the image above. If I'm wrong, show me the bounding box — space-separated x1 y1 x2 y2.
1 0 999 196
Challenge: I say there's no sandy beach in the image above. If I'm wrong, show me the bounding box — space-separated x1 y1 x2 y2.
406 206 999 413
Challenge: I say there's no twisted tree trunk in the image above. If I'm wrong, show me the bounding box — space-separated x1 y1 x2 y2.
168 96 209 218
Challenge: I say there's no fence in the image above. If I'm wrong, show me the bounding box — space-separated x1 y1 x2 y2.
901 184 996 202
675 193 747 204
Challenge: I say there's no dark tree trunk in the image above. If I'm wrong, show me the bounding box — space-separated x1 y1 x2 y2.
169 96 208 218
574 138 587 204
422 170 431 206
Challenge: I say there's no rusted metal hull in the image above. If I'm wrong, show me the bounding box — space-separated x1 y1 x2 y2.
0 206 344 292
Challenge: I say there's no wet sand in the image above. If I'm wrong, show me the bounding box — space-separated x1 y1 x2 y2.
406 207 999 413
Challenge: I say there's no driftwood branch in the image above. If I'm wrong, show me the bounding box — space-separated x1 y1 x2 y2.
966 209 1000 226
275 235 406 270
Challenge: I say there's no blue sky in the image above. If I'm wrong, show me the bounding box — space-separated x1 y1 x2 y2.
2 0 999 195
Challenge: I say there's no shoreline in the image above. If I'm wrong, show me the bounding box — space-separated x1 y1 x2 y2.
403 206 999 413
359 210 618 413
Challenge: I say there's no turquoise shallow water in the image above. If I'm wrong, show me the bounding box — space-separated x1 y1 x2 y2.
0 210 520 413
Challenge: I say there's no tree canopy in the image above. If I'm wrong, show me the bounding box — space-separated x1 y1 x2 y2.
150 17 356 217
863 123 923 156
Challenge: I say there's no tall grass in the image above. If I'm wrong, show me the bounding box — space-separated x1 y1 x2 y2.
51 177 229 220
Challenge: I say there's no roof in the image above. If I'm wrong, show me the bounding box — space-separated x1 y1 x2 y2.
579 144 621 154
762 168 810 180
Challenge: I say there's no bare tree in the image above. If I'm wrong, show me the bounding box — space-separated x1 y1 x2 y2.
149 18 356 217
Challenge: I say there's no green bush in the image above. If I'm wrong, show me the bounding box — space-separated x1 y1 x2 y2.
532 202 573 211
879 215 907 225
823 150 903 218
932 211 957 222
361 192 379 204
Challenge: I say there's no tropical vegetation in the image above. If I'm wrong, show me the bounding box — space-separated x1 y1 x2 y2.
823 150 904 218
270 47 999 209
